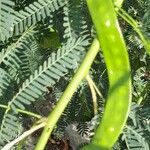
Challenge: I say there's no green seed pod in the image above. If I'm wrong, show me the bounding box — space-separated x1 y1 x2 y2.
83 0 132 149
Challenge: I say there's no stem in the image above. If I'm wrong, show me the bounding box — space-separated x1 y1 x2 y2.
86 74 104 100
86 75 98 115
35 38 100 150
117 8 150 55
2 122 46 150
0 104 41 119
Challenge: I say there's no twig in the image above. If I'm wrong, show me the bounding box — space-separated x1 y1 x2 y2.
0 104 41 119
86 74 98 115
87 75 104 100
2 122 46 150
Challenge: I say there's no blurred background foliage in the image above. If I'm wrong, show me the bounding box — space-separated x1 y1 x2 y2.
0 0 149 149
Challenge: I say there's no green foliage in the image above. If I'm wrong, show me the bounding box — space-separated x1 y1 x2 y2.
0 0 150 149
0 0 65 41
120 102 150 149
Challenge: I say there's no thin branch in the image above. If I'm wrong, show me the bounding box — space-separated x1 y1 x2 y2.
87 74 104 100
86 74 98 115
2 122 46 150
0 104 41 119
117 8 150 55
